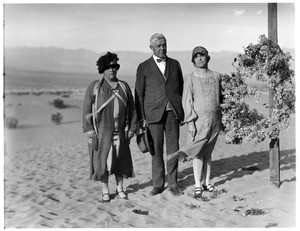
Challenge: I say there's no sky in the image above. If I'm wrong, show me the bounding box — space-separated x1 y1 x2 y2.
2 1 296 53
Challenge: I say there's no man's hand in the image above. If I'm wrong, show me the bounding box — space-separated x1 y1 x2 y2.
138 119 146 129
125 130 135 142
128 130 135 140
87 130 96 143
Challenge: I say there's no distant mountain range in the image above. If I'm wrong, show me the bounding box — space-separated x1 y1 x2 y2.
2 47 241 75
4 46 295 89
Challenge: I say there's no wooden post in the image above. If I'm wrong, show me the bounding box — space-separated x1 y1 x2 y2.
268 3 280 188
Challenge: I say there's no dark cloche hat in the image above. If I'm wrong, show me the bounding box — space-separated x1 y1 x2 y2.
97 52 120 74
191 46 211 62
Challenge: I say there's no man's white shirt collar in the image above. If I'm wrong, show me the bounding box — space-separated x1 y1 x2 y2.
153 55 166 63
153 55 166 76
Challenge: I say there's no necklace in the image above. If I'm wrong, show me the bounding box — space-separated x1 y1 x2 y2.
196 70 212 96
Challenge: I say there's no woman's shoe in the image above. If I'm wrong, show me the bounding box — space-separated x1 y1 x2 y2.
202 184 215 192
194 187 203 199
102 193 111 203
116 190 128 200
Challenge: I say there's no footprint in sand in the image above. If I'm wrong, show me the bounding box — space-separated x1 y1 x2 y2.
39 214 54 220
76 194 91 202
4 208 16 219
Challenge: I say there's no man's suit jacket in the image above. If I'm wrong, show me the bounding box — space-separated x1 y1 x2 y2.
135 56 184 124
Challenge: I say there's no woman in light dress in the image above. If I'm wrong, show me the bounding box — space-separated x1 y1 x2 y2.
168 46 221 198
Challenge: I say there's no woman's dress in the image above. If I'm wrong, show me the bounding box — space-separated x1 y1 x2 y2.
180 70 221 159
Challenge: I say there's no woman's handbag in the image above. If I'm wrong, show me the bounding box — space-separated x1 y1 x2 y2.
136 125 154 156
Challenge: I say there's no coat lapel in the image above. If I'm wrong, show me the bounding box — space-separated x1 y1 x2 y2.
164 58 169 80
149 57 167 82
164 57 174 82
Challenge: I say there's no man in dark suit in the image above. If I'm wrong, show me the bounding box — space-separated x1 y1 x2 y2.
135 33 184 196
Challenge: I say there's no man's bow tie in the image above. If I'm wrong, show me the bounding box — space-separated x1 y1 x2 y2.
157 58 166 63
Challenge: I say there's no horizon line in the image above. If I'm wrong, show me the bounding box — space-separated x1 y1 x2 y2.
4 45 295 54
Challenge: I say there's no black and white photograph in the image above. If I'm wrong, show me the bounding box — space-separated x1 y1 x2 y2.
2 0 297 228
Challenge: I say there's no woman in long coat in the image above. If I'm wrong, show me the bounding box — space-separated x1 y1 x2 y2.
82 52 136 202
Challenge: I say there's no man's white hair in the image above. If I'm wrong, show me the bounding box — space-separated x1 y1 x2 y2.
150 33 166 46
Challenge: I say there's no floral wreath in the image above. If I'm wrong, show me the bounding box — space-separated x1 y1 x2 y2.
220 35 295 144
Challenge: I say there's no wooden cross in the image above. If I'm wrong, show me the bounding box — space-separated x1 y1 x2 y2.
268 3 280 188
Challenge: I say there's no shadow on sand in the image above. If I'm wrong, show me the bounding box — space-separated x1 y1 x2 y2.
127 148 295 194
178 148 295 189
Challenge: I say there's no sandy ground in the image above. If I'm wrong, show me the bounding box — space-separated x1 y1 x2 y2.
2 93 297 228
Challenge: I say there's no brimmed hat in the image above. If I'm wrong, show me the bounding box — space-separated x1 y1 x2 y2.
99 60 120 74
97 52 120 74
191 46 210 62
136 126 154 156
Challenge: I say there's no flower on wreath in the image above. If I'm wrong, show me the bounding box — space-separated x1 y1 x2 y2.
220 35 295 144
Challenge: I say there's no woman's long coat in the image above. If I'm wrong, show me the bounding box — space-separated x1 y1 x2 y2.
82 78 137 181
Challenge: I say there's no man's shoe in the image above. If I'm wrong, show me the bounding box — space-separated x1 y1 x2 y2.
169 186 184 196
149 187 164 196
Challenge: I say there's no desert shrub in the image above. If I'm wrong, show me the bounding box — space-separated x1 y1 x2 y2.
265 222 278 228
16 92 30 96
5 116 18 128
53 98 67 109
62 94 70 98
33 92 43 96
51 113 63 125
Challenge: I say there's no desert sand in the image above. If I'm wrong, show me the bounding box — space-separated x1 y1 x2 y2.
3 92 297 228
